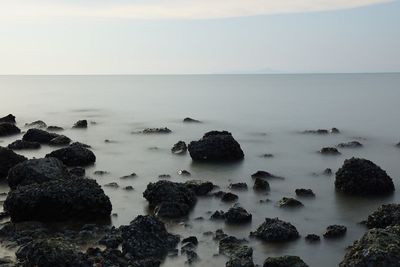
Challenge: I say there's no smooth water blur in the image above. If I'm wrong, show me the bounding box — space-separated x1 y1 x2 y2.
0 74 400 266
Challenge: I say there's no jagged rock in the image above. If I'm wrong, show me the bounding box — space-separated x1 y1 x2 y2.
0 114 16 124
184 180 214 196
323 225 347 238
25 120 47 129
263 256 309 267
8 140 41 150
141 127 171 134
365 204 400 229
320 147 341 155
46 144 96 166
73 120 88 129
295 189 315 197
253 178 270 191
188 131 244 162
211 210 226 220
4 178 112 222
23 128 59 143
251 218 299 242
171 141 187 154
182 236 198 246
7 157 71 189
49 135 71 146
224 207 252 224
0 147 27 179
335 158 394 195
0 123 21 137
323 168 333 176
337 141 363 148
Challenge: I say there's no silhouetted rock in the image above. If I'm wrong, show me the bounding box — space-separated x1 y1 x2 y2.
73 120 88 129
0 147 27 179
47 126 64 132
229 183 248 190
278 197 303 208
4 178 112 222
0 123 21 137
340 226 400 267
171 141 187 154
188 131 244 162
295 189 315 197
253 178 270 191
141 127 172 134
335 158 394 195
365 204 400 229
330 128 340 134
263 256 309 267
8 140 40 150
184 180 214 196
25 120 47 129
319 147 341 155
221 192 239 202
23 128 59 143
305 234 320 242
0 114 16 124
323 225 347 238
224 207 252 224
7 157 71 190
219 236 254 267
183 117 201 123
323 168 333 176
46 144 96 166
69 167 85 178
302 129 329 135
337 141 363 148
49 135 71 146
251 218 299 242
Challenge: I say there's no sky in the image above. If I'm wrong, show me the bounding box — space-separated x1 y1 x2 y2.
0 0 399 74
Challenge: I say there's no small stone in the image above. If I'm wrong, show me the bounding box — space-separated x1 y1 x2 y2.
178 170 191 176
319 147 341 155
305 234 320 242
104 182 119 188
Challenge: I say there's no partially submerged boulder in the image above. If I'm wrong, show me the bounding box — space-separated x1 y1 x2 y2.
251 218 299 242
323 225 347 239
224 207 252 224
171 141 187 154
188 131 244 162
340 226 400 267
0 147 27 179
4 178 112 222
184 180 214 196
25 120 47 128
183 117 201 123
277 197 303 208
319 147 341 155
141 127 171 134
253 178 270 191
49 135 71 146
219 236 254 267
22 128 59 143
295 189 315 197
337 141 363 148
365 204 400 229
263 256 309 267
73 120 88 129
0 123 21 137
46 144 96 166
7 157 71 190
8 140 41 150
0 114 16 124
335 158 394 195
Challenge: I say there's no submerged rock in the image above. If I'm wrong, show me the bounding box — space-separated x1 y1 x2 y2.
253 178 270 191
319 147 341 155
340 225 400 267
302 129 329 135
323 225 347 238
143 180 197 218
8 140 41 150
335 157 394 195
47 125 64 132
178 169 191 176
73 120 88 129
337 141 363 148
0 114 16 124
295 189 315 197
7 157 71 189
277 197 303 208
188 131 244 162
224 207 252 224
0 123 21 137
365 204 400 229
46 144 96 166
4 178 112 222
22 128 59 143
251 218 299 242
183 117 201 123
25 120 47 129
141 127 172 134
263 256 309 267
0 147 27 179
171 141 187 154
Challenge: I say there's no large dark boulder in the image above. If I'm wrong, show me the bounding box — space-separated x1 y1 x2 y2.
143 181 197 218
0 147 27 179
219 236 254 267
7 157 71 190
224 207 252 224
120 215 179 260
365 204 400 229
8 140 41 150
188 131 244 161
46 144 96 166
22 128 59 143
340 226 400 267
263 256 309 267
335 158 394 195
251 218 299 242
0 123 21 137
4 178 112 222
0 114 16 124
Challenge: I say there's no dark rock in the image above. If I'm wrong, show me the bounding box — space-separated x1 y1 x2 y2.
305 234 320 242
73 120 88 129
47 126 64 131
0 114 16 124
46 144 96 166
337 141 363 148
49 135 71 146
4 178 112 222
104 182 119 188
171 141 187 154
211 210 226 220
251 171 274 179
94 170 109 176
143 180 197 218
260 153 274 158
323 225 347 238
120 173 137 179
141 127 171 134
229 183 248 190
365 204 400 229
7 157 71 190
320 147 341 155
302 129 329 135
335 157 394 195
219 236 254 267
224 207 252 224
253 178 270 191
323 168 333 176
183 117 201 123
330 128 340 134
158 174 170 179
69 167 85 178
182 236 198 246
221 192 239 202
0 147 27 179
339 225 400 267
188 131 244 162
251 218 299 242
22 128 59 143
124 186 134 191
70 142 91 148
278 197 303 208
25 120 47 129
0 123 21 137
295 189 315 197
8 140 41 150
263 256 309 267
184 180 214 196
178 169 191 176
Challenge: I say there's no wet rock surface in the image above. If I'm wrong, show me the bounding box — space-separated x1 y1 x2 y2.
0 123 21 137
7 140 41 150
4 178 112 222
323 225 347 238
251 218 299 242
188 131 244 161
263 255 309 267
7 157 71 189
184 180 214 196
365 203 400 229
0 147 27 179
335 157 394 195
340 225 400 267
305 234 320 242
47 125 64 131
171 140 187 154
22 128 59 143
46 143 96 166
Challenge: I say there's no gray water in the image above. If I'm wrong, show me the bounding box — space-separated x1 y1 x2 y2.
1 73 400 266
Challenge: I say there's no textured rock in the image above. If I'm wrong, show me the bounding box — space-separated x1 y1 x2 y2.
46 144 96 166
184 180 214 196
7 140 41 150
277 197 303 208
25 120 47 128
320 147 341 155
323 225 347 238
224 207 252 224
365 204 400 229
73 120 88 129
23 128 59 143
253 178 270 191
0 114 16 124
49 135 71 146
0 147 27 179
295 189 315 197
251 218 299 242
337 141 363 148
171 141 187 154
0 123 21 137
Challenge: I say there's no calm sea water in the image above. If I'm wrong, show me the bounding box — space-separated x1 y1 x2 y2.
0 74 400 266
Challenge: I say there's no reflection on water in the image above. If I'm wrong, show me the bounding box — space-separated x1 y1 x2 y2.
0 74 400 266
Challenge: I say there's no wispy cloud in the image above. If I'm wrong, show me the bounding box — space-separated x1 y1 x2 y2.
0 0 393 20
